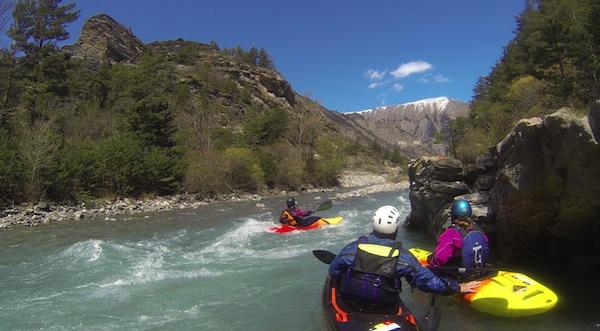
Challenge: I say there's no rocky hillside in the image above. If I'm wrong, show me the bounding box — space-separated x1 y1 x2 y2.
343 97 470 157
63 14 381 151
405 106 600 269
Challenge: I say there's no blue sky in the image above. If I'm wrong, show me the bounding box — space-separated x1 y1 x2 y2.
38 1 525 111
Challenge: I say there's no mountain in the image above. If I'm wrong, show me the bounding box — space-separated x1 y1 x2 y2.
342 97 470 157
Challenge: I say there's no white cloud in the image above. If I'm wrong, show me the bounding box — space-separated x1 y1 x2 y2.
419 74 451 84
368 82 383 89
365 69 386 80
433 74 451 83
392 83 404 92
391 60 433 78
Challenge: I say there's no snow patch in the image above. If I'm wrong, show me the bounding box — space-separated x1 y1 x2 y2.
346 96 452 114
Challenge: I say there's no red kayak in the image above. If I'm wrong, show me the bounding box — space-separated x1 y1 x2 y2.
268 216 343 234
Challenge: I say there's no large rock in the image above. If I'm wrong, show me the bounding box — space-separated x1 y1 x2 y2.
589 101 600 143
492 108 600 265
405 157 469 236
64 14 145 64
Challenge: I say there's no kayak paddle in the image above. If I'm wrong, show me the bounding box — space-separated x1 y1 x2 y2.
312 249 336 264
418 295 441 331
314 200 333 212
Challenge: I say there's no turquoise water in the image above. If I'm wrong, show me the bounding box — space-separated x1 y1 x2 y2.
0 191 597 330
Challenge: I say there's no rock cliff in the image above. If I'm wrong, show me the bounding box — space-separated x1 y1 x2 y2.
406 107 600 268
64 14 145 64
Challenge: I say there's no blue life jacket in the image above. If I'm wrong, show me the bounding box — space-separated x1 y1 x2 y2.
457 224 489 268
340 237 402 304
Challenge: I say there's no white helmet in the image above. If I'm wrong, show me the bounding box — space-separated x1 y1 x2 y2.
372 205 400 234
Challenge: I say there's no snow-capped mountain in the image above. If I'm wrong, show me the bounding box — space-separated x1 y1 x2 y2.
342 97 470 156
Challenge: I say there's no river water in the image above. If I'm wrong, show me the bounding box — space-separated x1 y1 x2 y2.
0 190 597 330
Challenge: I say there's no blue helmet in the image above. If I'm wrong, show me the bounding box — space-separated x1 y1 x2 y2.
450 199 472 220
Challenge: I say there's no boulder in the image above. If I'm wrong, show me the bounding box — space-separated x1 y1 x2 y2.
590 101 600 143
492 108 600 263
405 157 469 236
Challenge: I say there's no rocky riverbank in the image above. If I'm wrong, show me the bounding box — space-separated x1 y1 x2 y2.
0 170 406 230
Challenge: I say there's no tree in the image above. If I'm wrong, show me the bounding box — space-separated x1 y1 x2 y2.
124 98 176 148
209 40 219 50
258 48 275 70
8 0 79 57
244 107 288 145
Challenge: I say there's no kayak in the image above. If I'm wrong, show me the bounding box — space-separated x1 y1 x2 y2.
268 216 343 234
322 277 419 331
409 248 558 317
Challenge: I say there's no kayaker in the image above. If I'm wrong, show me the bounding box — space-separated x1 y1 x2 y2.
429 199 490 269
279 198 320 227
328 205 481 313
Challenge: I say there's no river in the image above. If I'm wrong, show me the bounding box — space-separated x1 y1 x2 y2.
0 190 597 330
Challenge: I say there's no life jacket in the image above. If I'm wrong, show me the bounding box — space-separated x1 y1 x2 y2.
279 209 297 226
340 237 402 304
450 224 489 268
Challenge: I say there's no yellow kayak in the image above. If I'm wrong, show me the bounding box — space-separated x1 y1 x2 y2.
409 248 558 317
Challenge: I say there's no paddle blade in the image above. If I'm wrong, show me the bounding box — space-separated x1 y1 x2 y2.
312 250 336 264
315 200 332 212
418 295 441 331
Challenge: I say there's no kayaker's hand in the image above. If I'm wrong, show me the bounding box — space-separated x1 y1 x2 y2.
459 281 482 293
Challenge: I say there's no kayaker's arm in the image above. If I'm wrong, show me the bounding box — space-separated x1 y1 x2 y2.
399 251 460 295
328 242 358 278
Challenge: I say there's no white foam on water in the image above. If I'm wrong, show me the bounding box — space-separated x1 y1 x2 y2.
59 239 104 262
200 217 270 254
183 305 201 319
99 268 220 288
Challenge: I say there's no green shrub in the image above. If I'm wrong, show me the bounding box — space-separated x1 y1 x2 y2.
19 124 61 201
262 142 305 190
454 128 494 163
245 107 288 145
0 131 24 205
222 147 264 192
173 44 200 65
143 147 183 194
310 136 344 186
94 134 147 196
184 151 228 195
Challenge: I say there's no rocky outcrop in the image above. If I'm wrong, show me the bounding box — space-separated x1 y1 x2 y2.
344 97 470 157
405 157 468 236
589 101 600 143
406 107 600 268
492 108 600 265
64 14 145 64
405 155 495 238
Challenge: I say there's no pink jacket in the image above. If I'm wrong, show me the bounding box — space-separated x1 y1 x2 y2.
289 207 311 218
429 227 489 267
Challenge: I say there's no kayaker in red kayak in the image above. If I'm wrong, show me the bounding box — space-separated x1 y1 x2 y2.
279 198 320 227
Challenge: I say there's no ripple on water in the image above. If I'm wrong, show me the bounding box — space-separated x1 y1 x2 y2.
60 239 104 262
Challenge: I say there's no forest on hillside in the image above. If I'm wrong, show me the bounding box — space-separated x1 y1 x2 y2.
451 0 600 161
0 0 403 207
